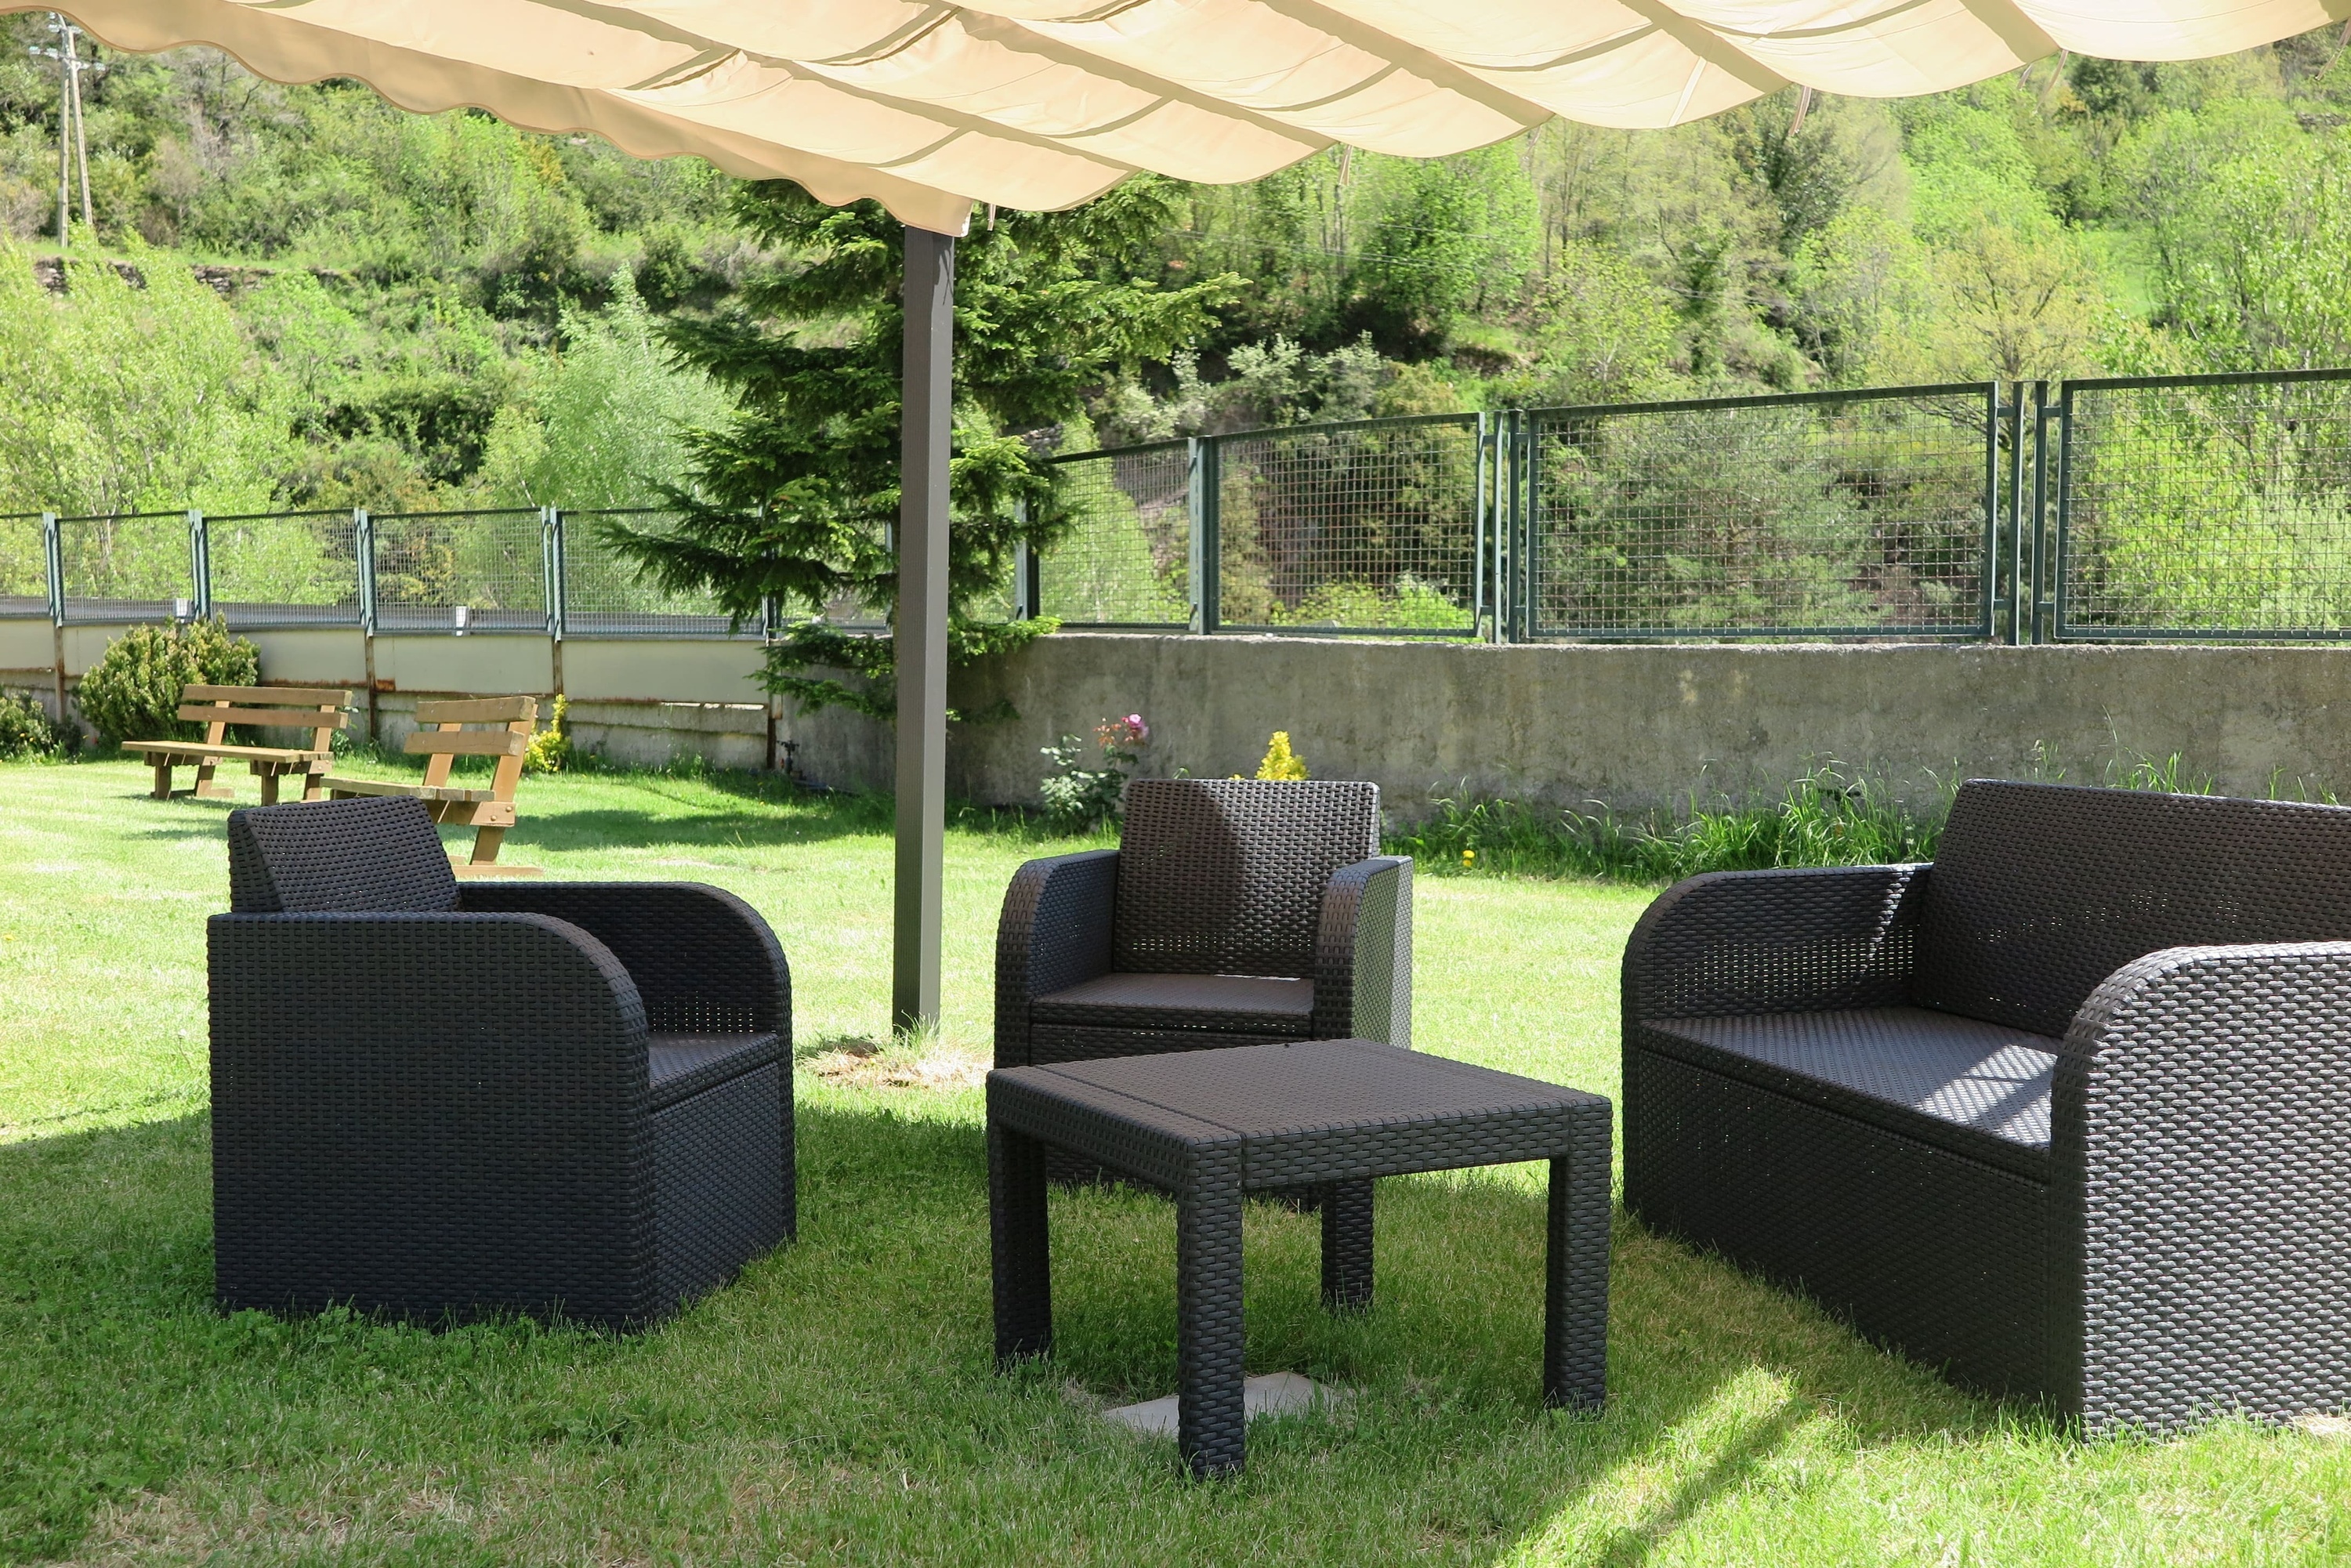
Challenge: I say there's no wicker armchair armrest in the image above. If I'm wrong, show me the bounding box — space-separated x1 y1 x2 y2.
2052 940 2351 1428
1312 856 1414 1045
1623 864 1930 1024
995 849 1120 1066
460 882 788 1038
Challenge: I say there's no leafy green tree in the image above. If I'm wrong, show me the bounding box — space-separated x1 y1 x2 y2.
607 179 1238 717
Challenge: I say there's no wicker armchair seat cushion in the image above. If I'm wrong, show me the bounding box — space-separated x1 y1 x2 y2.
1029 972 1314 1035
1639 1007 2057 1179
649 1031 784 1110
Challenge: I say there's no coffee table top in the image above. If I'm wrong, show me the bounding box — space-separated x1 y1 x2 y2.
988 1038 1607 1191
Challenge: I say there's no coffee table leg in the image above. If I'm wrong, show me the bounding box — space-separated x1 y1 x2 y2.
1320 1177 1374 1312
1544 1146 1609 1410
989 1125 1052 1364
1177 1150 1247 1477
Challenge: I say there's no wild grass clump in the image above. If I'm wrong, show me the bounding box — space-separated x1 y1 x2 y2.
1391 766 1947 883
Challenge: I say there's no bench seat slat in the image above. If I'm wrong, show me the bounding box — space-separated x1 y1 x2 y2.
126 741 331 762
321 777 502 804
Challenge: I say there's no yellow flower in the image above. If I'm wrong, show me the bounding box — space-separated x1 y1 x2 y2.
1461 849 1476 868
1254 731 1308 780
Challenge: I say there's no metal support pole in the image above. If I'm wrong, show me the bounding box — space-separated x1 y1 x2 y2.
1516 412 1538 641
1186 435 1220 635
1011 498 1038 619
893 224 954 1037
354 507 378 742
1473 412 1491 640
187 509 208 621
2006 380 2027 645
2030 381 2052 646
543 505 566 698
42 510 63 718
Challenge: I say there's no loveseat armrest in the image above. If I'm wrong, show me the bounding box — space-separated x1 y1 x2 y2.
1313 856 1413 1046
460 882 788 1038
995 849 1120 1066
206 911 657 1322
2052 940 2351 1431
1623 864 1930 1024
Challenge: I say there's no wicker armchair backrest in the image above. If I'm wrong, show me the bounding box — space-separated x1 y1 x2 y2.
1911 779 2351 1036
227 795 461 913
1113 779 1380 977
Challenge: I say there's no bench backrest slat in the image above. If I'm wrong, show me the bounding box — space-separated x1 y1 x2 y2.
176 684 352 754
403 695 538 795
1912 780 2351 1037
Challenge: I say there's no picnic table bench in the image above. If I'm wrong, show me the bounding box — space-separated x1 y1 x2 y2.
319 695 538 876
125 685 351 803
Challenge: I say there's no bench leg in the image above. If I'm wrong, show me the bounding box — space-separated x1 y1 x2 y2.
1320 1178 1375 1313
467 826 507 865
191 759 231 800
1544 1146 1610 1413
989 1126 1053 1365
1176 1150 1247 1478
150 761 172 800
257 771 280 806
302 771 328 802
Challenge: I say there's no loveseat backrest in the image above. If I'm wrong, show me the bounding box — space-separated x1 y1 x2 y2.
1114 779 1379 978
1911 780 2351 1037
227 795 460 913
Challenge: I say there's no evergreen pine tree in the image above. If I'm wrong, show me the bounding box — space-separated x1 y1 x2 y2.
605 179 1238 716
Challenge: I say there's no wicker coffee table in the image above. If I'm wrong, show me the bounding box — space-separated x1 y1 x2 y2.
986 1037 1611 1476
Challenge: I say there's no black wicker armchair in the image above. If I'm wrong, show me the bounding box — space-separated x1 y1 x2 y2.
209 795 793 1330
1624 779 2351 1431
996 778 1412 1071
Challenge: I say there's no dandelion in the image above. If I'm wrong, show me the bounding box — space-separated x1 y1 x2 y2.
1462 849 1476 869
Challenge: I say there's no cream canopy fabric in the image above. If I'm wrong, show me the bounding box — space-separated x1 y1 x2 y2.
38 0 2351 234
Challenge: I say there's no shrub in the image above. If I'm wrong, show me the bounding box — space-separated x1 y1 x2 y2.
74 619 260 746
1039 712 1147 826
523 694 571 774
1255 731 1308 780
0 689 72 760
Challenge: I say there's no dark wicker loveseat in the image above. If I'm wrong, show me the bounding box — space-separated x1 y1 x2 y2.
1625 779 2351 1431
996 778 1412 1070
209 795 793 1330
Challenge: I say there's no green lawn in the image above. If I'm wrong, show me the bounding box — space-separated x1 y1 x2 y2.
2 759 2346 1565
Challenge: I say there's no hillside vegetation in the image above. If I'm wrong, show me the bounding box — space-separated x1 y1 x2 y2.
0 17 2346 514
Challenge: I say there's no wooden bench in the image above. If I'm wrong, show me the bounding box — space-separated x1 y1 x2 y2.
320 695 539 876
125 685 352 803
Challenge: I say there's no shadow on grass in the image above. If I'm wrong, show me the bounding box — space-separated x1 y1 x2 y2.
0 1092 2012 1566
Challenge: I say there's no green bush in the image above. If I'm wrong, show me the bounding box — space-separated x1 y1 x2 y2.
0 690 71 760
74 619 261 747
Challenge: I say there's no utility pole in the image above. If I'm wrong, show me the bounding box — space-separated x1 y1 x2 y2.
29 15 104 245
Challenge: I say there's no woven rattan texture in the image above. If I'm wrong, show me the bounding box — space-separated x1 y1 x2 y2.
653 1062 791 1309
1625 1046 2051 1396
2054 942 2351 1428
1112 780 1379 977
1625 780 2351 1428
1621 864 1925 1023
464 882 790 1037
211 809 797 1330
1641 1008 2055 1175
1914 780 2351 1037
227 796 458 912
1031 973 1313 1033
994 850 1119 1067
987 1039 1609 1476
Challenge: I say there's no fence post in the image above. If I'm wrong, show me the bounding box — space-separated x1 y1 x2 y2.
1516 411 1538 642
187 509 208 621
543 505 566 701
42 510 63 719
1980 383 2000 643
353 507 378 742
1011 497 1038 619
1187 435 1220 635
2006 380 2028 645
2031 381 2055 645
1490 415 1512 642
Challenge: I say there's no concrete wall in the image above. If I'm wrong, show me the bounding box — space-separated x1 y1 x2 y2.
937 635 2351 817
13 617 2351 815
